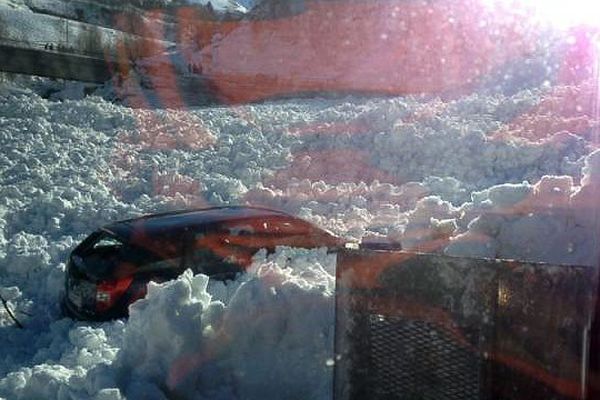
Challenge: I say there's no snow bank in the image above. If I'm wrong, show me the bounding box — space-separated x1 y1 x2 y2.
0 320 125 399
0 246 335 400
445 150 600 265
84 247 336 400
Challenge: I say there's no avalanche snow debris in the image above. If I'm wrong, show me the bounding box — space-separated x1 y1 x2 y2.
105 247 335 400
445 152 600 265
0 78 599 399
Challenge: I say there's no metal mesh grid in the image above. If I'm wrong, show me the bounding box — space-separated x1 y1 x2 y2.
368 314 482 400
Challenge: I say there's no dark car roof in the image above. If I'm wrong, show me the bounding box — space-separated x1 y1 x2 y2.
102 206 301 240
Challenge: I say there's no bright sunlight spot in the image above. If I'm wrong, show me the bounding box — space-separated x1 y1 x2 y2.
485 0 600 28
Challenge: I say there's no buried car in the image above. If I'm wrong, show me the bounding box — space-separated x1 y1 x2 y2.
63 206 346 320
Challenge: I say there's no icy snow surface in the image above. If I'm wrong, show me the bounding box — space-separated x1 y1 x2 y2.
0 72 599 398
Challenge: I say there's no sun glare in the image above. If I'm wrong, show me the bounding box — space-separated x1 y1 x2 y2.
485 0 600 28
533 0 600 27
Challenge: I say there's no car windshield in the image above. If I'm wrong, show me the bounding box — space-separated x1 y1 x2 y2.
1 0 600 399
74 231 165 278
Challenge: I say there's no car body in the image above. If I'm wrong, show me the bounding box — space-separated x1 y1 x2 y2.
63 206 345 320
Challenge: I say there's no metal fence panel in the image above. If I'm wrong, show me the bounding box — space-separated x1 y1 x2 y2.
334 250 597 400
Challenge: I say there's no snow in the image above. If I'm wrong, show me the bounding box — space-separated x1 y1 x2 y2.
102 248 335 400
1 10 600 397
0 83 596 398
444 150 600 266
183 0 247 13
0 246 335 399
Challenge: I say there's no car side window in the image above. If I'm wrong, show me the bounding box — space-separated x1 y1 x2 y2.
137 256 183 273
217 216 338 253
188 231 252 277
221 218 304 235
130 231 185 273
227 223 255 236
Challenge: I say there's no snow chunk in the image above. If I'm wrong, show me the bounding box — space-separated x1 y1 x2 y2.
581 148 600 187
487 183 533 209
446 154 600 265
402 196 458 251
445 231 498 259
110 248 335 400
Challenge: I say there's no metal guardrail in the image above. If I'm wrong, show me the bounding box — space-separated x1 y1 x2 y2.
0 9 176 64
0 36 113 60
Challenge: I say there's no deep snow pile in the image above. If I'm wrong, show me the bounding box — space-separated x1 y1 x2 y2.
1 247 336 400
444 150 600 265
107 247 335 400
0 75 599 398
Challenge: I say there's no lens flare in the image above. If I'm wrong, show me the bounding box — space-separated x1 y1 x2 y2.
534 0 600 27
484 0 600 28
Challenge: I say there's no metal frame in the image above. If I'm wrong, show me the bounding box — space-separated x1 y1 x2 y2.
334 249 598 400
